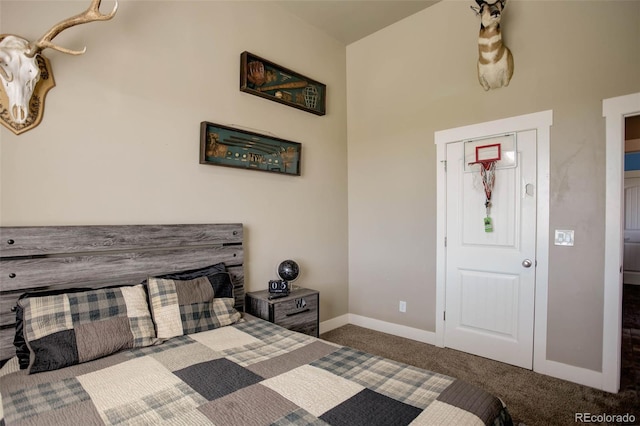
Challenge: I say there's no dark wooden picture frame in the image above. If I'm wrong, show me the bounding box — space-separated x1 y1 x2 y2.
200 121 301 176
240 51 326 116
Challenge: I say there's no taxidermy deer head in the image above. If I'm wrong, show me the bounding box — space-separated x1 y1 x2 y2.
0 0 118 135
471 0 513 91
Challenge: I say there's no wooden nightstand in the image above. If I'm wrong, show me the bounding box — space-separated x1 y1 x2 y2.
245 288 319 337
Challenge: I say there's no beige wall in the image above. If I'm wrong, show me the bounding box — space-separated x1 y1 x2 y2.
0 1 349 321
347 0 640 372
2 0 640 375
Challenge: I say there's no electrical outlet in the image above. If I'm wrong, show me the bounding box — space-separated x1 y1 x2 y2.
399 301 407 313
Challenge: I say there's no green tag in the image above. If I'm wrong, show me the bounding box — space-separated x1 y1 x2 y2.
484 217 493 233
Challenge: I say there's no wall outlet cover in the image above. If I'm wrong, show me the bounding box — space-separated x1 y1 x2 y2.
554 229 575 246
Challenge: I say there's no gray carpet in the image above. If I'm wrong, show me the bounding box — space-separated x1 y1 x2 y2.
320 325 639 425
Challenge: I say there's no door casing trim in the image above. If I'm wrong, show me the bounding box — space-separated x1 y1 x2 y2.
434 110 553 377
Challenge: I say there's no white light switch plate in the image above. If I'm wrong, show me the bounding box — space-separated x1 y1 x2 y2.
554 230 575 246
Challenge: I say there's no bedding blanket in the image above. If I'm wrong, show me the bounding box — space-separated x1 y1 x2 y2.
0 316 512 425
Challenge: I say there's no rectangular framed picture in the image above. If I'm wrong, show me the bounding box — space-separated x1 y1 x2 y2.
240 51 326 116
200 121 301 176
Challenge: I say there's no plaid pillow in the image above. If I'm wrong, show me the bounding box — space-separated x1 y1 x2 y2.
147 272 241 339
18 285 157 374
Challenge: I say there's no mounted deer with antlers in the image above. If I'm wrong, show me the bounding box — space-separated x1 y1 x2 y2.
471 0 513 91
0 0 118 135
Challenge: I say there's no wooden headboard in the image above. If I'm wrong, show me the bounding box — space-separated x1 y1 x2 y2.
0 224 244 362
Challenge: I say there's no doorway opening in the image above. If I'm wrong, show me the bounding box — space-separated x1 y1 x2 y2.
603 92 640 393
621 115 640 392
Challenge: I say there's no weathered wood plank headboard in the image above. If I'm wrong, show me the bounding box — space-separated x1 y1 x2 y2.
0 224 244 362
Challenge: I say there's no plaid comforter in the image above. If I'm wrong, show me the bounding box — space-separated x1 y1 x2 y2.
0 316 512 425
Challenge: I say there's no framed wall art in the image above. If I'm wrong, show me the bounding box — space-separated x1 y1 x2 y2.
200 121 301 176
240 51 326 116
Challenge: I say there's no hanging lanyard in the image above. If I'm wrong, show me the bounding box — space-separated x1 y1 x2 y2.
479 161 495 232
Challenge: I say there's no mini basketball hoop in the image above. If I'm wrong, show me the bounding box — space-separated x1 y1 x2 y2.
469 144 501 232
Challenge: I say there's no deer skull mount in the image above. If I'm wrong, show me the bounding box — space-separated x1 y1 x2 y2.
0 0 118 135
471 0 514 91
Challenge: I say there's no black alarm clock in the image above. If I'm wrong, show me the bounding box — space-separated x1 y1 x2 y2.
268 279 289 295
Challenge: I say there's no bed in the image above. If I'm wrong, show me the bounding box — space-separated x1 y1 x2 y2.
0 224 513 425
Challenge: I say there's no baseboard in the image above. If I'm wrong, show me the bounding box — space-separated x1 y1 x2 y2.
319 314 350 335
535 359 605 391
348 314 436 345
319 314 436 345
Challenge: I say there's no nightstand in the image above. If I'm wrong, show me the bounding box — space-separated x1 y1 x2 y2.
245 288 319 337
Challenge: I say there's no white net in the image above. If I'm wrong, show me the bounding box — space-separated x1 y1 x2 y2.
470 161 497 205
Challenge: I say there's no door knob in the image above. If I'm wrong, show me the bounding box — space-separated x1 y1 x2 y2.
522 259 533 268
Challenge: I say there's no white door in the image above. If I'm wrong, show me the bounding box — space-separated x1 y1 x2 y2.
445 130 537 369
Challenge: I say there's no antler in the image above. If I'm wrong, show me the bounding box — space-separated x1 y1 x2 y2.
26 0 118 58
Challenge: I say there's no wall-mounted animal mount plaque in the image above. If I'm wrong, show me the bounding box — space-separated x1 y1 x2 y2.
471 0 513 91
0 0 118 135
